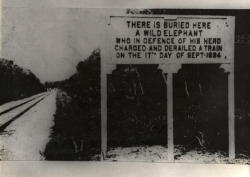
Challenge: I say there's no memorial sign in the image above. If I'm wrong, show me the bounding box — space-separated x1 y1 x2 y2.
101 15 235 162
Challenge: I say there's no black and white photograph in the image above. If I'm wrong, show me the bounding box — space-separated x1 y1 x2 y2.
1 6 250 168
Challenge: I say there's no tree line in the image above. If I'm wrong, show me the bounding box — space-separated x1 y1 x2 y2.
0 58 45 105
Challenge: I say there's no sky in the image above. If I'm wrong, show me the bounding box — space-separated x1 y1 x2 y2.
2 8 126 82
2 0 250 83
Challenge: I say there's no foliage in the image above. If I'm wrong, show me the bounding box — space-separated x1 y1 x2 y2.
0 58 45 105
44 49 100 160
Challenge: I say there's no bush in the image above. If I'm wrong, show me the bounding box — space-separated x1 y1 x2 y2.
44 50 100 160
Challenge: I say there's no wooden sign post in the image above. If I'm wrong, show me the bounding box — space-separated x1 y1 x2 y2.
101 15 235 161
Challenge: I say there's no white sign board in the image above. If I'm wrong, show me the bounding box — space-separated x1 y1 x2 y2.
106 15 234 64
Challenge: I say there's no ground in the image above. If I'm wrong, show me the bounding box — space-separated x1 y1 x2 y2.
92 146 250 164
0 90 57 160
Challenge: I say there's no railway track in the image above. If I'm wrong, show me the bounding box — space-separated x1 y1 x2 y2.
0 93 49 132
0 93 46 116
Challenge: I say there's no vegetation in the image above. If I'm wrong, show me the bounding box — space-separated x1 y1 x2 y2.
44 49 101 160
0 58 45 105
